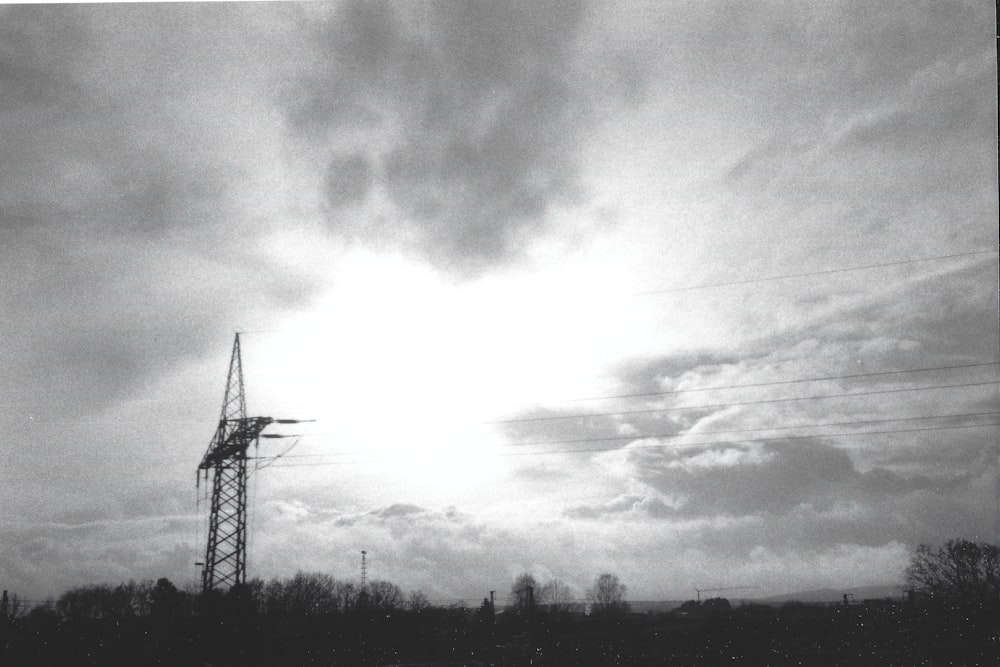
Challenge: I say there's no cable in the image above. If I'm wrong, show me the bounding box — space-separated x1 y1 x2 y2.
490 380 1000 426
247 410 999 460
504 361 1000 407
17 360 994 428
262 422 999 468
254 437 304 471
628 249 997 297
505 423 999 458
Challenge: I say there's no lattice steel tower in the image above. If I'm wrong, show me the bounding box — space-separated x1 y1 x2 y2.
198 333 276 593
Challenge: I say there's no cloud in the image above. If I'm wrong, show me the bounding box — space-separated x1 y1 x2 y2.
627 438 852 516
287 1 608 274
0 514 200 599
374 503 427 519
565 494 678 521
527 252 998 561
0 4 319 416
563 433 991 559
325 153 374 206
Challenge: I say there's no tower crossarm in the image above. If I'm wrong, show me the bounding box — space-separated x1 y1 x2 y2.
198 416 274 469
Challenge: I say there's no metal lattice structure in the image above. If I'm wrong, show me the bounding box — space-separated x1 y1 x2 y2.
198 334 273 593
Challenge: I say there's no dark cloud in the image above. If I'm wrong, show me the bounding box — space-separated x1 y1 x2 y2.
0 4 318 416
564 436 990 555
0 513 200 597
325 153 374 207
290 1 597 274
682 1 990 124
631 438 856 516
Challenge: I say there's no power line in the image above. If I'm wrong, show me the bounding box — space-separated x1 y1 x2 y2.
253 410 998 459
505 423 999 458
252 408 1000 449
14 362 997 427
507 361 1000 407
490 380 1000 426
262 422 999 468
628 249 997 297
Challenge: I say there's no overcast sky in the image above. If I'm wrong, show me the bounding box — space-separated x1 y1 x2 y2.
2 1 997 604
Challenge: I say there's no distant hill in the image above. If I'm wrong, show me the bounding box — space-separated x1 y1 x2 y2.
755 584 905 605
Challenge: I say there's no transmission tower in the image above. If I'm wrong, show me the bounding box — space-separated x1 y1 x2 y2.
197 333 305 593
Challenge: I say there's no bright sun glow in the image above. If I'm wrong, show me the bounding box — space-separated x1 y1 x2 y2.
239 247 668 501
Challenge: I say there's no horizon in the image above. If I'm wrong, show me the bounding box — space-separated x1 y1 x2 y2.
5 575 910 611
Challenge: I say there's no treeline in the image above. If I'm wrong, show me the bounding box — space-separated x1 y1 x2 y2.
3 577 998 666
4 573 429 625
2 572 470 666
2 570 629 626
2 539 998 666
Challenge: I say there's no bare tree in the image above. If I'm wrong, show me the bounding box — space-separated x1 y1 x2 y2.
3 591 29 619
333 580 360 611
508 573 538 612
267 572 339 616
906 539 1000 604
57 584 118 621
368 580 405 610
538 578 574 612
407 590 431 612
587 573 628 615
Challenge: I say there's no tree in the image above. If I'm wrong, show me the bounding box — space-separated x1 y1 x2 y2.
406 590 431 612
508 573 537 612
905 539 1000 604
282 571 338 615
333 579 360 611
475 596 495 624
538 578 574 613
2 591 29 620
112 580 153 618
57 584 117 621
587 573 628 615
368 580 405 610
150 577 183 623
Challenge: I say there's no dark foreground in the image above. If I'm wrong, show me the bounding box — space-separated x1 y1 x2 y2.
2 598 997 667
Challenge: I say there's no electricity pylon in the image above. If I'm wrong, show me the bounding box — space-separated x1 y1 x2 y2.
198 333 305 593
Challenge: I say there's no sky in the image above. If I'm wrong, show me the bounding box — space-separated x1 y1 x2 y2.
1 1 998 605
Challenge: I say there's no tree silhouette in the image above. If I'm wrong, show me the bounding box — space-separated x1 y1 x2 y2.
150 577 183 623
407 590 431 612
508 573 537 613
587 573 628 615
539 578 574 613
906 538 1000 604
368 580 405 610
